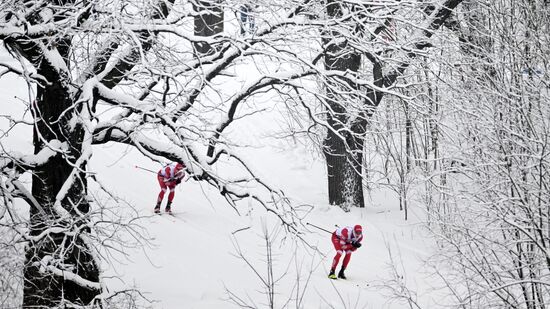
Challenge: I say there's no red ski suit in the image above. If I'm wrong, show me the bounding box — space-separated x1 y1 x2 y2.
157 163 185 204
331 226 363 271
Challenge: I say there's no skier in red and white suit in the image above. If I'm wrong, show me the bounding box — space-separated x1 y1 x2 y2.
154 162 185 213
328 225 363 279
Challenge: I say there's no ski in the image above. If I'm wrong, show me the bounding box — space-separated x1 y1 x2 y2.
167 212 186 222
151 207 185 222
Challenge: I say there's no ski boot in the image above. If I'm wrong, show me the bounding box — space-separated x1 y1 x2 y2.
154 202 161 214
338 268 347 280
328 269 337 280
165 201 172 214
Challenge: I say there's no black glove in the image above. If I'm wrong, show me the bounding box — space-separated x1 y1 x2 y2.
352 241 362 248
175 178 182 184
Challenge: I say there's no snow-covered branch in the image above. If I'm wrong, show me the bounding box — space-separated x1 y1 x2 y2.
0 140 68 171
0 62 49 84
36 256 101 292
0 22 57 40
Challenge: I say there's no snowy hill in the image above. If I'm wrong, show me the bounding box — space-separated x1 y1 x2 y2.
0 46 437 309
83 106 437 308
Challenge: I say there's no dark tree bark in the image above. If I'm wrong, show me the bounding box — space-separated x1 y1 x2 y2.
17 44 101 307
11 0 173 305
322 36 365 209
193 0 225 55
322 0 382 210
16 0 176 300
4 15 101 304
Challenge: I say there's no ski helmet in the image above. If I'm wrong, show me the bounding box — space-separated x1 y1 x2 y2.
353 224 362 235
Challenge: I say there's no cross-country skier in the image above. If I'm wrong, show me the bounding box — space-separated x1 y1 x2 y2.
238 4 256 35
154 162 185 214
328 224 363 279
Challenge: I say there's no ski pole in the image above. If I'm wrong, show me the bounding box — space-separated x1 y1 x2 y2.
306 222 333 234
134 165 157 174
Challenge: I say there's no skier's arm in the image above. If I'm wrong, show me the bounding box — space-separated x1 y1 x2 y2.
161 166 172 182
339 229 350 245
174 169 186 184
351 235 363 248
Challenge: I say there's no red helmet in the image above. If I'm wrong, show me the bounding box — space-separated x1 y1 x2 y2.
353 224 362 235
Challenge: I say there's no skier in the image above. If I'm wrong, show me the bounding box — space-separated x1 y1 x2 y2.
239 4 255 35
154 162 186 214
328 224 363 279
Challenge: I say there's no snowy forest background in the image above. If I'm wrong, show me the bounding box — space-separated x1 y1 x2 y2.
1 0 549 308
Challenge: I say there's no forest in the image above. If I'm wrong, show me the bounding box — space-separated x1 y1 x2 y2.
0 0 549 308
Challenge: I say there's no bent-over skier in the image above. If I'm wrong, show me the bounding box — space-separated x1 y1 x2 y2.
154 162 185 214
328 224 363 279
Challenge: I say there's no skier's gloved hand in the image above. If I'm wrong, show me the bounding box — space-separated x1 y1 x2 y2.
175 178 182 184
352 241 362 248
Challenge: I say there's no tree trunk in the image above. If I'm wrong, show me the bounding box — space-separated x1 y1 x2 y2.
193 0 224 55
320 0 462 211
322 0 366 210
323 116 366 211
322 48 365 209
23 53 100 307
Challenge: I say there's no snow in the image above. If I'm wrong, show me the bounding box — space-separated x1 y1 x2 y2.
83 109 438 309
0 49 440 309
37 255 102 292
0 22 57 39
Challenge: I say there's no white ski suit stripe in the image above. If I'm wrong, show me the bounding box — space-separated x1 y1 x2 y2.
335 226 362 243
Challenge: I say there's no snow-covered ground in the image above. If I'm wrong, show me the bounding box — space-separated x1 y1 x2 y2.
89 139 437 309
1 46 440 308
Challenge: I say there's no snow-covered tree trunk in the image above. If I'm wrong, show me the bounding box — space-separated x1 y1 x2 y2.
322 0 366 210
323 122 365 210
24 67 100 307
320 0 462 211
194 0 224 54
3 0 173 305
0 11 102 308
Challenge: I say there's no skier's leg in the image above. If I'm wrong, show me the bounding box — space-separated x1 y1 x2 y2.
165 185 175 212
167 187 175 203
338 251 352 279
156 176 167 212
157 175 167 202
329 233 343 279
239 7 248 34
331 250 343 270
342 251 352 269
157 188 167 203
250 15 255 33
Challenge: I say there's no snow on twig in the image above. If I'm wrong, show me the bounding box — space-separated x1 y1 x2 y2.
37 256 101 292
0 22 57 39
0 139 67 170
